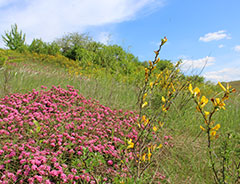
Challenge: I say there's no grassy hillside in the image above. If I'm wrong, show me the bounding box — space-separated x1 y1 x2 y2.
229 80 240 91
0 46 239 183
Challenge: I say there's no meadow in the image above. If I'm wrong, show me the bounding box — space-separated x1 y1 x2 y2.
0 27 239 183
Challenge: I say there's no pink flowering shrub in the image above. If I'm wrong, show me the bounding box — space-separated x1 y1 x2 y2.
0 85 141 183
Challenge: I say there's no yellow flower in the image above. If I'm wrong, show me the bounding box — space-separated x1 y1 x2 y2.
200 96 208 108
157 143 163 149
141 115 146 122
193 87 201 97
189 84 193 94
155 58 160 64
162 105 167 112
137 121 141 128
148 60 153 67
142 153 146 161
144 119 149 126
215 98 226 110
153 126 158 132
162 96 166 103
150 82 154 89
127 139 134 149
158 121 164 127
204 111 210 119
218 82 226 92
200 125 206 131
143 93 147 101
211 124 220 131
148 147 152 161
142 101 148 108
210 131 216 137
161 36 168 45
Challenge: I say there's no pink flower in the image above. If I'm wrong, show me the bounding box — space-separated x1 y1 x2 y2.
45 179 51 184
107 160 113 165
51 157 57 162
31 164 37 171
34 175 43 183
0 165 4 170
50 170 59 177
68 174 74 180
28 177 35 183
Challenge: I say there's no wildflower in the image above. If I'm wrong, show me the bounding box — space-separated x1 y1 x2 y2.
149 60 153 67
189 84 193 94
193 87 200 97
143 93 147 101
218 82 226 91
144 119 149 126
153 126 158 132
142 101 148 108
127 139 134 149
200 125 206 131
200 96 208 108
155 57 160 64
204 111 210 118
107 160 113 165
148 146 152 161
150 82 154 89
142 153 146 161
211 124 220 131
145 68 148 77
210 131 217 137
158 121 164 127
157 144 163 149
161 36 168 45
162 105 167 112
162 96 166 103
141 115 146 122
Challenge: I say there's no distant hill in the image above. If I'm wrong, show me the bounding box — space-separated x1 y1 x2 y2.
228 80 240 92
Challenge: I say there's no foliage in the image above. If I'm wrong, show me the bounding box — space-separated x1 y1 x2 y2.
2 24 27 52
28 39 60 56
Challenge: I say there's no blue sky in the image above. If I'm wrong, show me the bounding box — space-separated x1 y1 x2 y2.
0 0 240 82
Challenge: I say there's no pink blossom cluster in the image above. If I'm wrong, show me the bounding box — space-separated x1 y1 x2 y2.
0 85 139 183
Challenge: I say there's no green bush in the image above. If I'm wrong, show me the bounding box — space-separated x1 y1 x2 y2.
28 39 60 55
2 24 27 52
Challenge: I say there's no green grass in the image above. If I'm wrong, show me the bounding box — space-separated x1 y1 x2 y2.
0 60 138 110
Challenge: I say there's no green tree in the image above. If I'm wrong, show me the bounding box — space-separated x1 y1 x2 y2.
2 24 26 51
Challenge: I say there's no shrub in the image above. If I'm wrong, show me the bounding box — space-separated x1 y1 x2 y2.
2 24 27 52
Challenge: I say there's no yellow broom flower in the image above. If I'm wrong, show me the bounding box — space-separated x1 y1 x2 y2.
211 124 220 131
127 139 134 149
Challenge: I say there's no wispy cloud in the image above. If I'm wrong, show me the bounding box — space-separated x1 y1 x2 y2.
204 68 240 82
0 0 165 46
180 56 215 72
218 44 224 48
233 45 240 52
199 30 231 42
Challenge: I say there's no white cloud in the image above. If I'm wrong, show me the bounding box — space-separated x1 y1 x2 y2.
199 30 231 42
204 68 240 82
218 44 224 48
0 0 165 47
233 45 240 52
180 56 215 72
